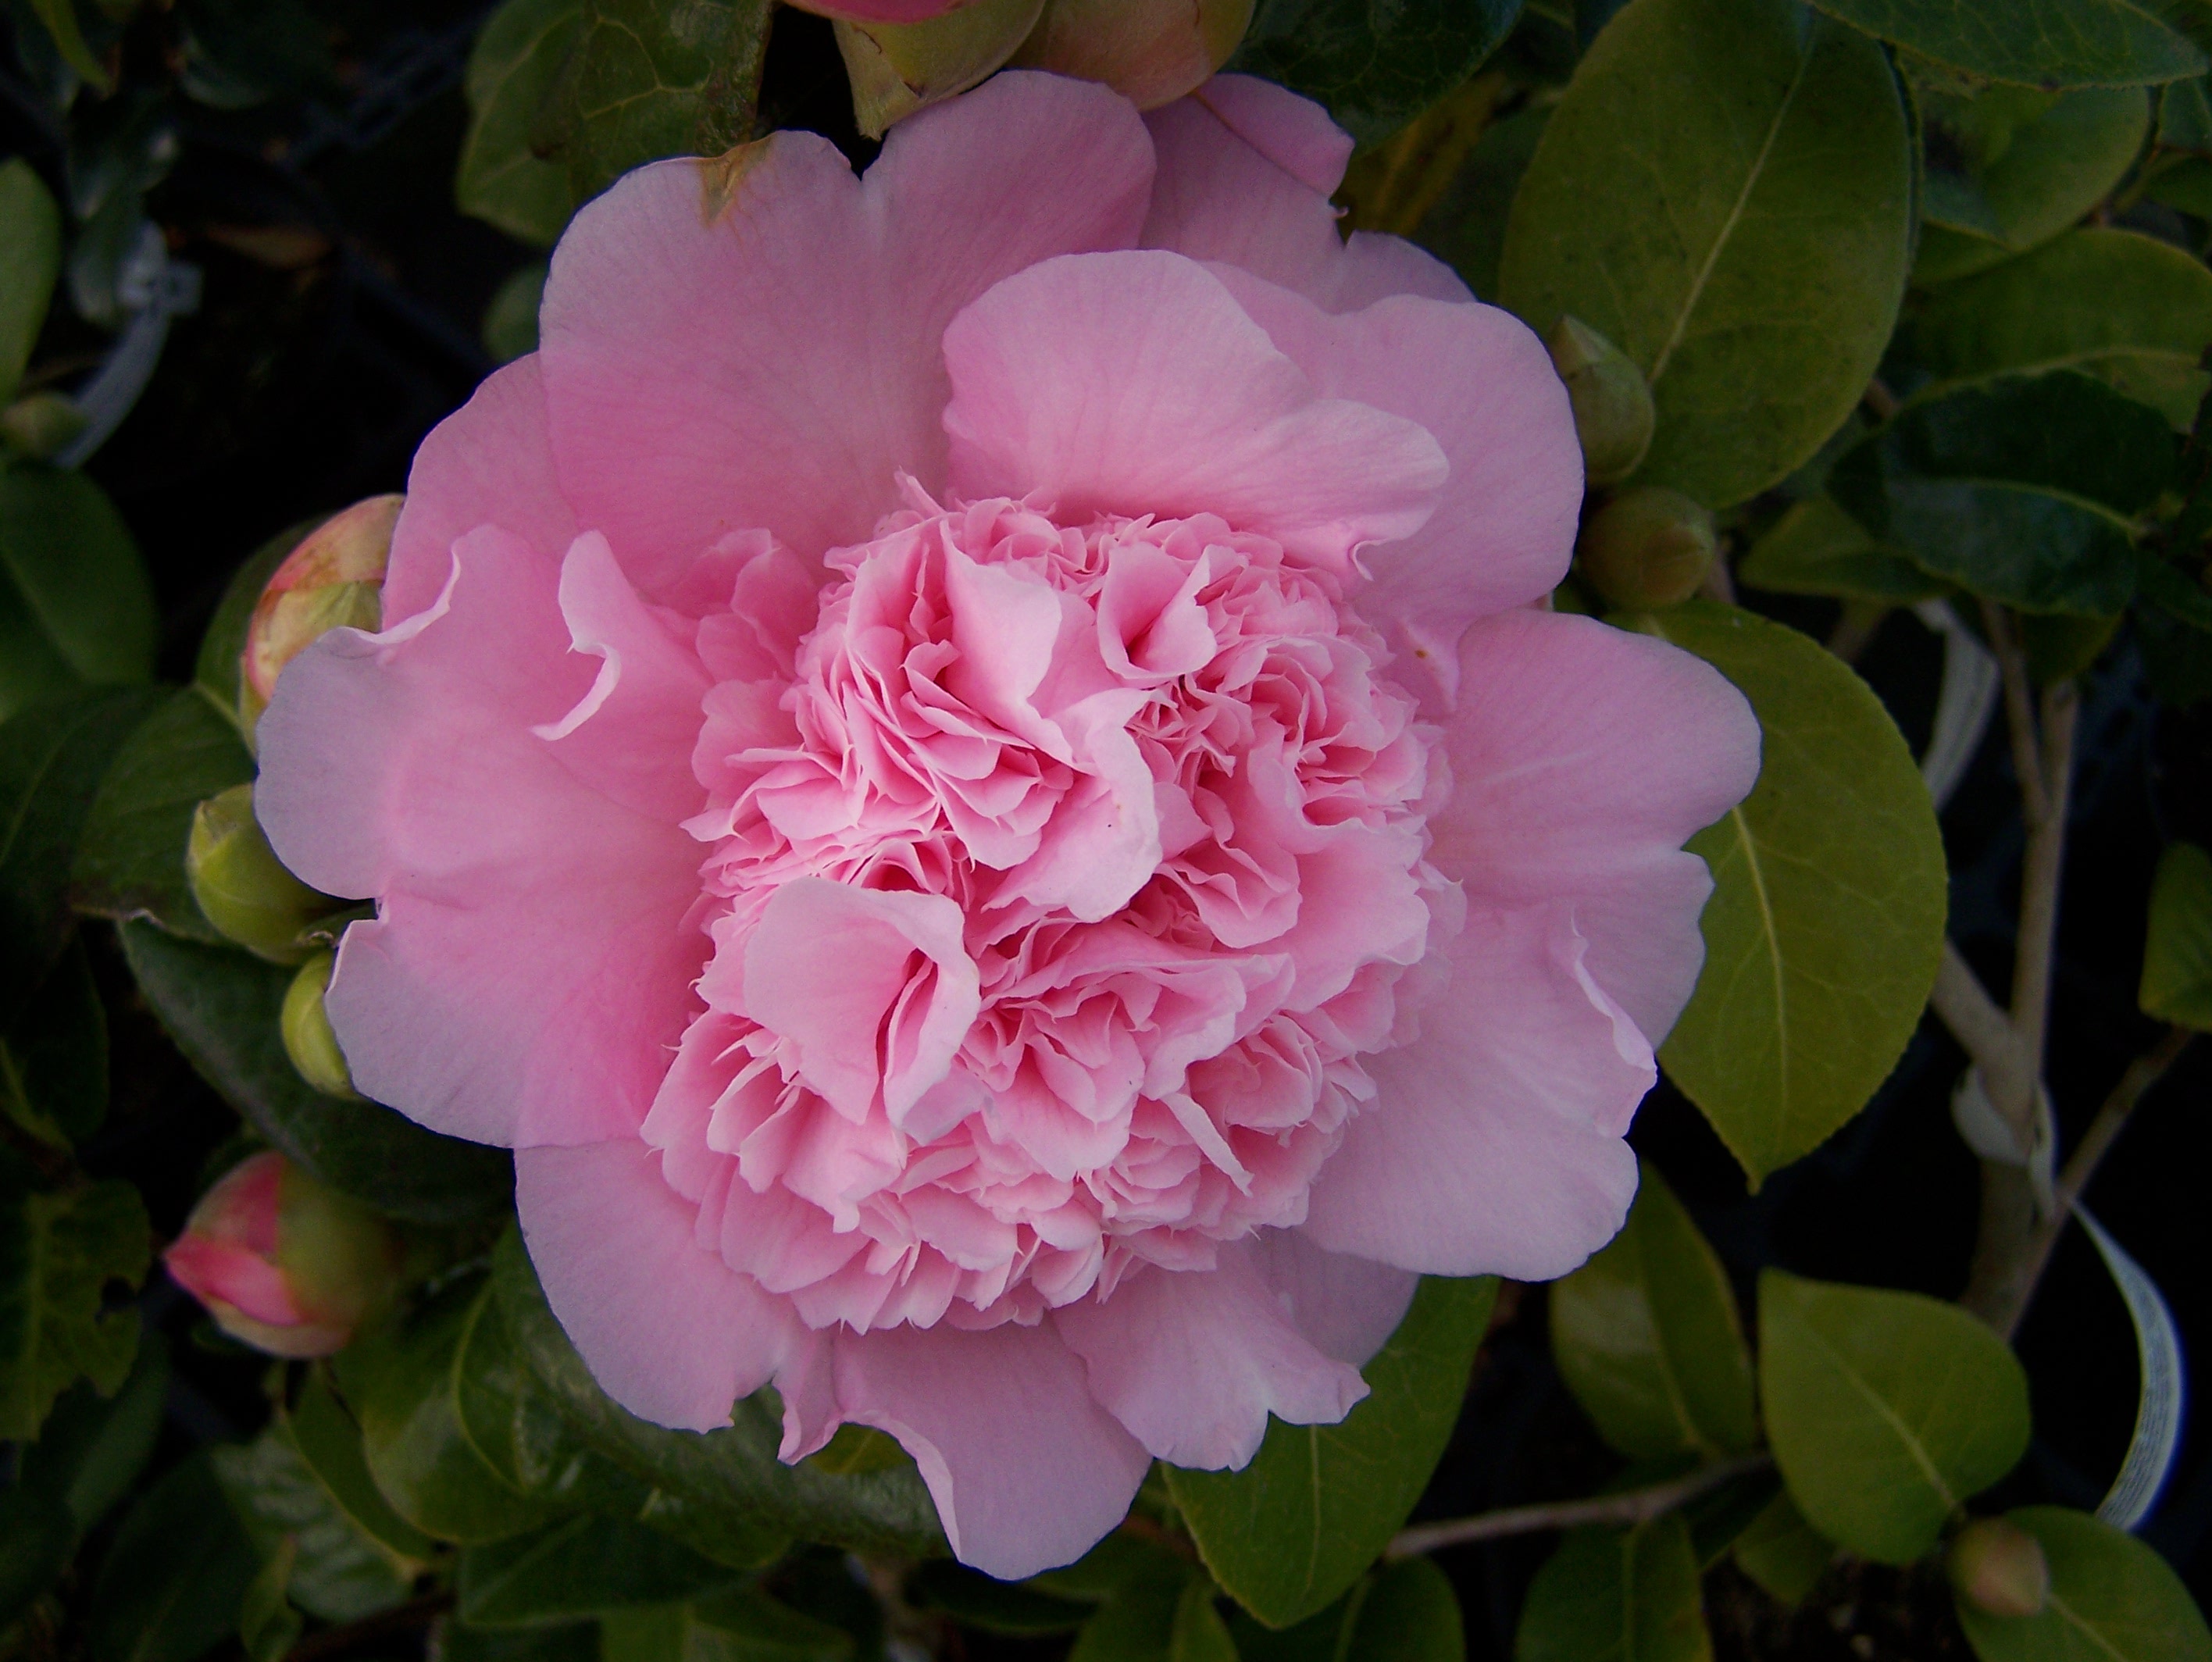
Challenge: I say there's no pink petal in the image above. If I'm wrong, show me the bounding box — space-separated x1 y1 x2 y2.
1301 904 1652 1280
384 358 577 626
163 1236 301 1329
943 249 1446 572
830 1320 1151 1578
259 527 708 1147
1054 1243 1368 1468
516 1140 812 1432
1252 1229 1418 1368
539 72 1154 587
1143 80 1468 314
1215 270 1583 704
1427 611 1761 1040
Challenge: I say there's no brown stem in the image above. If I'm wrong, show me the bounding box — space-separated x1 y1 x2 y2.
284 1592 453 1662
1116 1510 1201 1563
2012 681 2077 1071
1862 377 1900 421
1383 1454 1771 1560
1989 1026 2196 1339
1825 600 1889 665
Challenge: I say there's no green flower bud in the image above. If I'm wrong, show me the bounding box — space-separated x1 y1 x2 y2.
1 391 89 459
833 0 1047 140
1547 316 1656 487
187 783 333 965
240 495 398 733
1578 486 1716 611
1947 1518 2050 1619
1015 0 1255 111
282 950 360 1100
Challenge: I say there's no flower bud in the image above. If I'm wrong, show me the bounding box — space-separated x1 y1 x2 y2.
239 494 398 732
1547 316 1656 487
187 783 334 965
1014 0 1255 110
162 1151 403 1359
1947 1518 2050 1619
282 950 361 1100
833 0 1046 138
1578 486 1716 611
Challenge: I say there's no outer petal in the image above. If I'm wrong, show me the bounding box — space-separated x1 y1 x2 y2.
1252 1228 1418 1368
1214 269 1582 704
1054 1244 1368 1469
830 1321 1151 1578
1302 904 1653 1281
259 528 707 1148
943 249 1445 572
1143 77 1468 313
384 357 577 626
516 1142 810 1432
540 72 1154 590
1427 610 1761 1040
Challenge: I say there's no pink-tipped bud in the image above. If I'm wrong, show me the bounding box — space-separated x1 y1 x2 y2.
162 1151 403 1359
239 495 399 732
1015 0 1254 110
1947 1518 2050 1619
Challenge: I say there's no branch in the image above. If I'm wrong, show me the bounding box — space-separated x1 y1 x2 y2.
1384 1453 1771 1560
1930 942 2037 1140
2011 680 2077 1072
1980 600 2047 825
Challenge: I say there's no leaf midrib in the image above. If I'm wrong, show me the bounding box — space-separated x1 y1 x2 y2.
1792 1302 1958 1514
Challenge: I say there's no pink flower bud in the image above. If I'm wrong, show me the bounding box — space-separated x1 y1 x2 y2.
1015 0 1254 110
239 495 400 732
162 1151 403 1359
1947 1518 2050 1619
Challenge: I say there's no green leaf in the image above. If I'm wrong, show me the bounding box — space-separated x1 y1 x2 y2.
1345 1557 1463 1661
0 686 168 1018
193 523 313 728
212 1419 421 1622
87 1452 262 1662
1070 1569 1189 1662
334 1275 573 1546
2 937 107 1147
237 1540 305 1662
24 0 112 91
1955 1506 2212 1662
289 1367 444 1562
1170 1578 1240 1662
1231 0 1524 144
116 921 515 1223
1831 371 2171 615
1806 0 2203 87
1731 1490 1832 1608
0 1173 148 1441
1907 230 2212 430
2141 842 2212 1029
600 1591 859 1662
0 463 158 724
443 1617 603 1662
485 261 550 363
1641 604 1947 1186
911 1560 1093 1635
491 1225 942 1559
2160 70 2212 145
1914 88 2153 287
459 1513 740 1626
0 1480 76 1626
1737 494 1950 604
72 689 255 943
1514 1519 1711 1662
1167 1275 1498 1628
1758 1269 2030 1564
1413 105 1549 303
0 160 62 408
20 1328 169 1534
545 0 772 203
459 0 583 246
1550 1160 1757 1462
1498 0 1912 508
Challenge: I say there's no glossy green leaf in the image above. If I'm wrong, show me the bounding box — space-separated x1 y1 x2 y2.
2 937 106 1147
600 1591 858 1662
0 1172 148 1441
1346 1557 1463 1661
237 1541 305 1662
1732 1490 1832 1607
2160 70 2212 144
1168 1275 1498 1628
0 463 158 724
20 1329 169 1533
1737 494 1949 604
1907 230 2212 429
24 0 111 91
1499 0 1911 508
912 1561 1093 1635
1069 1568 1189 1662
1170 1578 1239 1662
485 261 549 362
1956 1507 2212 1662
2143 152 2212 215
1759 1270 2030 1564
1232 0 1523 143
87 1452 262 1662
1682 1468 1783 1569
459 1513 740 1626
71 689 254 943
545 0 772 202
212 1421 418 1621
1831 372 2171 615
0 1480 76 1626
1642 604 1946 1185
335 1275 571 1546
491 1226 942 1559
1515 1519 1711 1662
1550 1161 1757 1461
459 0 583 245
1414 105 1549 303
117 921 514 1222
1915 87 2151 287
1807 0 2203 87
2141 842 2212 1029
0 160 62 408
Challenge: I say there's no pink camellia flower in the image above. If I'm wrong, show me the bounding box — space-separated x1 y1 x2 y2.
164 1150 405 1358
258 73 1759 1575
